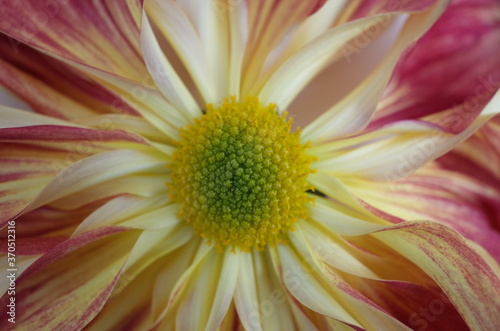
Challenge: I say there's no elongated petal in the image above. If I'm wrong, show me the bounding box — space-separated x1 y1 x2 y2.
73 195 175 235
259 12 401 111
140 14 201 119
25 149 166 213
12 200 109 240
145 0 219 103
85 258 159 331
372 221 500 330
0 227 140 330
0 119 155 226
0 0 147 81
175 248 238 331
67 61 189 140
151 238 200 326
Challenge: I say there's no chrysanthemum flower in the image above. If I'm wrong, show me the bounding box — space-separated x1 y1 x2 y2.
0 0 499 330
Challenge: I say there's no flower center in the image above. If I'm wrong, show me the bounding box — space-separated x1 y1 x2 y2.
169 97 315 250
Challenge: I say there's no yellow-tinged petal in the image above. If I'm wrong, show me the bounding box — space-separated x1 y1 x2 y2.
25 149 167 213
234 251 264 331
73 195 175 235
242 0 328 95
174 247 238 331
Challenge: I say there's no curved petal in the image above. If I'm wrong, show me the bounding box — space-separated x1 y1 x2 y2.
0 34 140 120
349 116 500 261
0 118 153 227
372 221 500 330
145 0 219 103
258 12 401 111
275 231 412 330
0 0 147 81
73 195 177 235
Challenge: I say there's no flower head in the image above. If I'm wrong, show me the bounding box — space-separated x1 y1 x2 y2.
0 0 499 330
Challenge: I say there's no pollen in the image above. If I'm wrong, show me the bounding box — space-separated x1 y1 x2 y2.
168 97 316 251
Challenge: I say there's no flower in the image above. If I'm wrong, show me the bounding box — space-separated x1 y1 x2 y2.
0 0 499 330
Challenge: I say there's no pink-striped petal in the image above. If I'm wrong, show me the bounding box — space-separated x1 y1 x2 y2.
0 0 147 81
372 221 500 330
0 227 139 330
349 116 500 261
0 34 140 120
276 230 412 330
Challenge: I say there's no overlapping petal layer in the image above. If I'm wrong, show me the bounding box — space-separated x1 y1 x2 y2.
0 0 499 330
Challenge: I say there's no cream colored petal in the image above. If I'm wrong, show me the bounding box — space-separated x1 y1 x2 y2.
253 250 297 330
26 149 167 212
151 238 201 325
146 0 217 103
307 171 387 223
175 0 230 101
47 175 168 211
276 242 360 326
282 230 413 330
0 105 83 128
155 242 214 324
73 195 176 235
121 226 194 291
298 220 380 279
175 247 238 331
141 14 201 119
314 91 500 181
258 12 400 111
234 251 263 331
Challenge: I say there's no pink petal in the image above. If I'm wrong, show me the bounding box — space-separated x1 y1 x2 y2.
372 0 500 130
